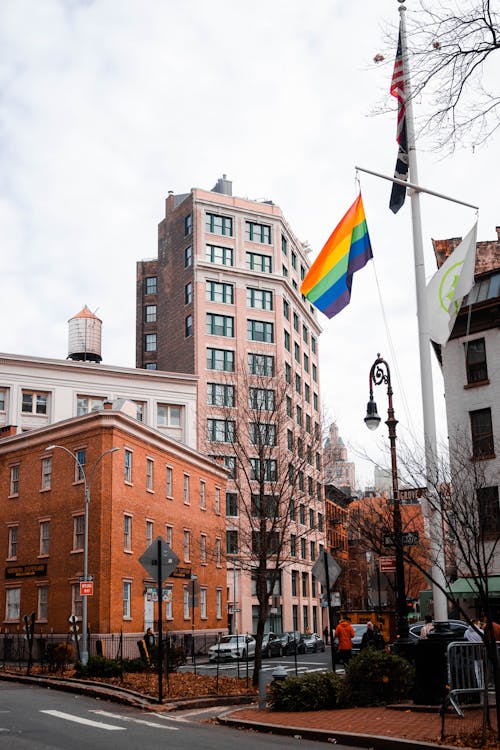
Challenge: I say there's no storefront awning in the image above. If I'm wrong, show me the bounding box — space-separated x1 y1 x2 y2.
448 576 500 598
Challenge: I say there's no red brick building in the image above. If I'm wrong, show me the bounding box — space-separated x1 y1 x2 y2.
0 405 228 645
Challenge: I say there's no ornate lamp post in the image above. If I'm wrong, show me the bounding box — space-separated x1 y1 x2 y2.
46 444 119 665
364 354 409 641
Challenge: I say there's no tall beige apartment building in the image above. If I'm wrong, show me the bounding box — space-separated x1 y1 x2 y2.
136 176 326 635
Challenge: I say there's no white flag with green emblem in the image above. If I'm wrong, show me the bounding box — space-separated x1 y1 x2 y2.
426 222 477 345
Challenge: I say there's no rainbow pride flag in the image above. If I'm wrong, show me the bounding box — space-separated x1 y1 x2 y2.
300 193 372 318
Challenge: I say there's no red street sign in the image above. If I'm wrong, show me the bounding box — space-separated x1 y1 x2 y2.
379 556 397 573
80 581 94 596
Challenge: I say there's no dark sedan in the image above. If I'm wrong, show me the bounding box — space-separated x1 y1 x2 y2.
302 633 325 653
261 632 284 658
276 631 306 655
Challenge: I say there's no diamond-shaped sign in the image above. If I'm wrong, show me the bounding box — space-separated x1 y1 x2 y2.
312 551 341 590
139 536 179 582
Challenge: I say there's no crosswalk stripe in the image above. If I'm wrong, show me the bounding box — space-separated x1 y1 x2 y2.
91 710 179 730
40 710 125 730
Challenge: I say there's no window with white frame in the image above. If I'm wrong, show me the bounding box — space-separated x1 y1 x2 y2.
124 450 132 483
215 487 220 514
206 280 234 304
6 587 20 621
165 525 173 546
22 390 48 415
206 347 235 371
183 474 190 504
73 515 84 551
246 252 272 273
145 333 157 352
37 585 48 621
200 534 207 564
206 213 233 236
165 585 173 619
146 458 154 491
246 287 273 310
39 520 50 556
124 515 132 551
247 319 274 343
216 588 222 619
157 404 181 427
123 581 131 618
245 221 271 244
71 583 83 619
206 313 234 337
146 520 153 547
41 457 52 490
200 588 207 619
145 276 157 295
144 304 157 323
183 530 190 561
73 448 86 483
206 244 233 266
183 586 190 619
7 526 17 559
76 396 105 416
200 480 206 509
166 466 173 497
9 465 19 496
0 388 6 412
216 537 221 566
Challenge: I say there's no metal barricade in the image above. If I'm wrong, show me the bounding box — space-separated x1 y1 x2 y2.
446 641 490 717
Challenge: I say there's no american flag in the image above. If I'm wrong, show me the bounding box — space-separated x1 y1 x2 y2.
389 28 409 214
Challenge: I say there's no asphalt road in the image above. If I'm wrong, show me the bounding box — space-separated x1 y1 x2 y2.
0 681 360 750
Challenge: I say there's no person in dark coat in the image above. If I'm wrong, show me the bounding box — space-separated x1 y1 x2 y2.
360 621 385 650
323 625 329 645
144 627 155 653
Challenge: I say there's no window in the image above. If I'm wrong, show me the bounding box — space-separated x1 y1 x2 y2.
71 583 83 619
250 422 276 446
22 390 48 415
124 450 132 483
291 251 297 269
124 515 132 551
144 304 157 323
0 388 6 411
470 408 494 458
166 466 173 497
247 319 274 343
282 235 288 255
211 455 237 479
310 540 316 560
302 324 309 343
183 474 190 504
165 525 173 546
216 538 221 566
283 299 290 319
200 480 206 509
287 426 293 448
226 529 238 555
145 276 157 295
293 312 299 332
284 330 290 351
39 521 50 556
303 605 309 632
311 336 317 354
146 520 153 547
302 571 308 597
37 585 48 621
185 282 193 304
299 504 306 524
313 392 318 410
248 387 275 410
289 499 296 521
312 363 317 382
294 342 300 363
10 465 19 496
207 347 235 371
247 288 273 310
207 382 235 406
282 264 288 277
301 537 307 559
123 581 131 619
306 413 311 433
309 508 315 528
146 458 154 491
296 405 302 427
245 221 271 244
286 395 292 417
285 362 291 384
465 338 488 384
145 363 157 370
207 418 235 442
248 353 274 376
75 448 86 482
318 512 323 532
215 487 221 513
183 586 190 619
185 314 192 337
41 457 51 490
200 534 207 564
251 494 277 518
291 570 298 596
73 515 84 551
246 252 272 273
295 373 301 394
6 588 20 621
206 281 234 304
290 534 297 557
206 244 233 265
165 584 173 619
304 383 310 403
200 587 207 619
226 492 238 516
250 458 277 481
478 486 500 537
216 588 222 618
304 353 309 372
157 404 181 427
184 213 192 236
183 529 190 561
206 213 233 236
8 526 17 559
184 245 192 267
206 313 234 337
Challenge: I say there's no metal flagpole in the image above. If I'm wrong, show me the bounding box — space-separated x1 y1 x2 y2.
397 2 448 623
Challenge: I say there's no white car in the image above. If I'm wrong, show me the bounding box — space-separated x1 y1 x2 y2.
208 634 256 662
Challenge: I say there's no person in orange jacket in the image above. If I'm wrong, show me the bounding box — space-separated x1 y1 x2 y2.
333 615 355 665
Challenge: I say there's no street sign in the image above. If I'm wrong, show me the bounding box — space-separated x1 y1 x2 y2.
139 536 179 582
379 556 397 573
383 530 420 547
80 581 94 596
399 488 426 503
312 551 341 590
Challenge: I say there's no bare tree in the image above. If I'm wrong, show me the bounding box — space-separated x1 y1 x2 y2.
202 358 324 685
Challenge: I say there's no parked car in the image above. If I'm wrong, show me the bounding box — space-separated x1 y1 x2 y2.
208 634 256 662
276 631 306 655
261 632 284 658
408 619 468 642
302 633 325 653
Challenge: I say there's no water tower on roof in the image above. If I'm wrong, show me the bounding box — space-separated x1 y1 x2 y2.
67 306 102 363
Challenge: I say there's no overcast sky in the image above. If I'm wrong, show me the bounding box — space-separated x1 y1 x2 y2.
2 0 498 486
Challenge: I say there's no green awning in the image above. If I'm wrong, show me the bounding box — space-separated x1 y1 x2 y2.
448 576 500 598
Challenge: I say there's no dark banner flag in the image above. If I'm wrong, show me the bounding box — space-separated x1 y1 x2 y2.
389 25 408 213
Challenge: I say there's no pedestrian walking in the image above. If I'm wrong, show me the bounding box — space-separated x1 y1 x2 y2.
333 615 355 665
323 625 329 645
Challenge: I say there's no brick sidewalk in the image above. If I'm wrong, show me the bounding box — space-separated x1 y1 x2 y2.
225 704 486 748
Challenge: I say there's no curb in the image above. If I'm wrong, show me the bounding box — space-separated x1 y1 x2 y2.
217 708 460 750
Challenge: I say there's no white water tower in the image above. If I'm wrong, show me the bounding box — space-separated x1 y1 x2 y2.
67 306 102 363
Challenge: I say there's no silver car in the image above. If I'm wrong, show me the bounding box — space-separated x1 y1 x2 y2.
208 634 256 662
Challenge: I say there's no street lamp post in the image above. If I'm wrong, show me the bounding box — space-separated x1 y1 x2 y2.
46 444 119 665
364 354 409 641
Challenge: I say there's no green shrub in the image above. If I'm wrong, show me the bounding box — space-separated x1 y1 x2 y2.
342 649 414 707
122 658 147 673
268 670 343 712
75 656 123 678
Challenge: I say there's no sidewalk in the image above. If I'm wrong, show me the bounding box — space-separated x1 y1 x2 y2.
219 703 488 750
